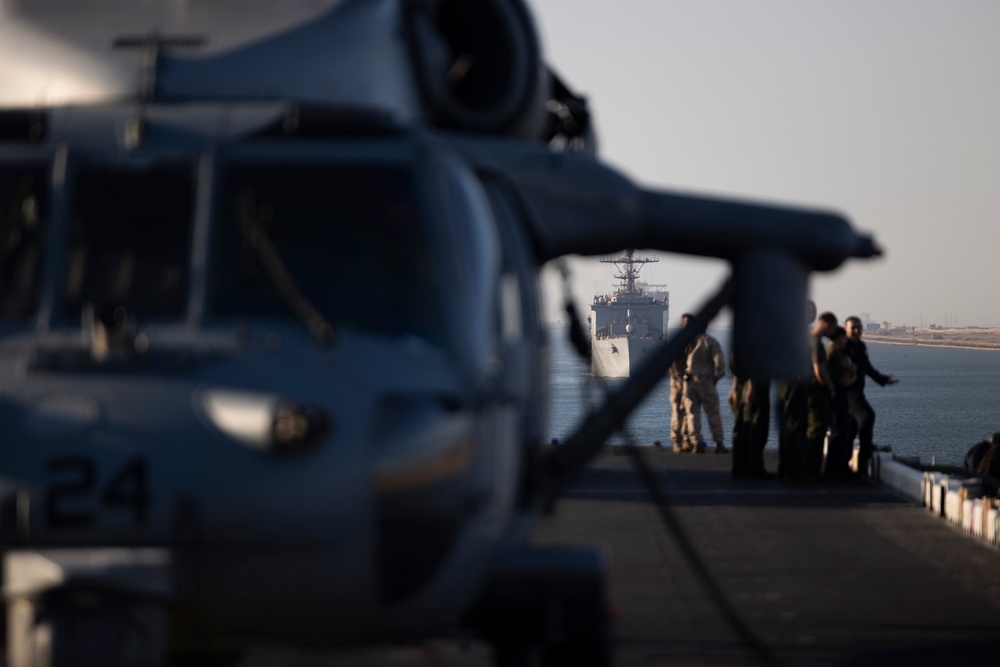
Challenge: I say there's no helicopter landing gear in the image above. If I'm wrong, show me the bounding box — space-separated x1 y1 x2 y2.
7 587 167 667
4 548 171 667
466 546 612 667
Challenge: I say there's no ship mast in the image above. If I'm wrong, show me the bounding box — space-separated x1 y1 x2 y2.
599 249 659 295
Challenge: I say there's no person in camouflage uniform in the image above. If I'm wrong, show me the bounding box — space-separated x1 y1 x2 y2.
680 313 729 454
670 349 691 452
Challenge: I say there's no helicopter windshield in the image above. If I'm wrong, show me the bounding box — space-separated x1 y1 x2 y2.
61 164 195 322
210 163 443 345
0 165 48 321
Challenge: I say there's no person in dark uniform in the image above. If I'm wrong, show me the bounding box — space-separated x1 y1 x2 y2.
843 316 898 477
729 353 772 480
824 326 857 478
965 434 1000 473
805 312 838 478
964 434 1000 495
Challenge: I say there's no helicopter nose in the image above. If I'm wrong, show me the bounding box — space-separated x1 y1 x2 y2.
371 394 472 492
369 394 475 604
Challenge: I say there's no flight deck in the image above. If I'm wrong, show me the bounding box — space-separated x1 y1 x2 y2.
237 449 1000 666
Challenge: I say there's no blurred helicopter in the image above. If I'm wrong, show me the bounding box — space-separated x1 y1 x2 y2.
0 0 879 665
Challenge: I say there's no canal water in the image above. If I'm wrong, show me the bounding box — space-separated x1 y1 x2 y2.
545 326 1000 466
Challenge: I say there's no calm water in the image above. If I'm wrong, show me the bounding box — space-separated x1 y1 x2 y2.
545 327 1000 466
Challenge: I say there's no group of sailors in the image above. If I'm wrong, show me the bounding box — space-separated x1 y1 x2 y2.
665 302 898 482
768 307 898 482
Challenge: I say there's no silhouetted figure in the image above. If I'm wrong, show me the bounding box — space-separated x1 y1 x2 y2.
730 353 771 480
824 326 857 478
844 316 898 477
805 312 838 477
777 300 816 482
965 434 1000 494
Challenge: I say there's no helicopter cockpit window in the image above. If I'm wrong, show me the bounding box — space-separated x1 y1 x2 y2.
0 166 49 320
211 164 442 345
61 165 195 322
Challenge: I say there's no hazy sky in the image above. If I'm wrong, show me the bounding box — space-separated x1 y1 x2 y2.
531 0 1000 328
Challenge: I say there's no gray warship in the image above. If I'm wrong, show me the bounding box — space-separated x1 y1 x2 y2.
589 250 669 377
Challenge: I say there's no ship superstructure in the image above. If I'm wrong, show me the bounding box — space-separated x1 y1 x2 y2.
589 250 669 377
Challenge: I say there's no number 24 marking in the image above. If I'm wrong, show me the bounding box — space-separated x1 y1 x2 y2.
45 457 151 528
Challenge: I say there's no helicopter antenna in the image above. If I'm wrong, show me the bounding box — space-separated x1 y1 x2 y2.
112 32 205 102
111 32 205 148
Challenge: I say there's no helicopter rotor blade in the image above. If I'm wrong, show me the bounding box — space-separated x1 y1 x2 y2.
457 139 880 271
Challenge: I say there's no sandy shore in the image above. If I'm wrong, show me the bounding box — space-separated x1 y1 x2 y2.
863 327 1000 351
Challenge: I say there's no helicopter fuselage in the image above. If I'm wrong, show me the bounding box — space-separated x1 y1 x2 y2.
0 103 549 648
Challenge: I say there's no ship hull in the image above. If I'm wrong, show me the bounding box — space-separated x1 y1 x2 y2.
591 336 662 378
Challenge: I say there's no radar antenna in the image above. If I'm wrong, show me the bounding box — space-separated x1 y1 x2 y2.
599 249 659 296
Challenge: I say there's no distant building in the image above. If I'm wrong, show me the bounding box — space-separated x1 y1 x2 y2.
866 323 879 333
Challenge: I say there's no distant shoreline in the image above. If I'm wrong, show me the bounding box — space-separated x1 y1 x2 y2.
864 329 1000 352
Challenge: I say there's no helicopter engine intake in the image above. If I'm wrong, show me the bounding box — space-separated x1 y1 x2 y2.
406 0 549 139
